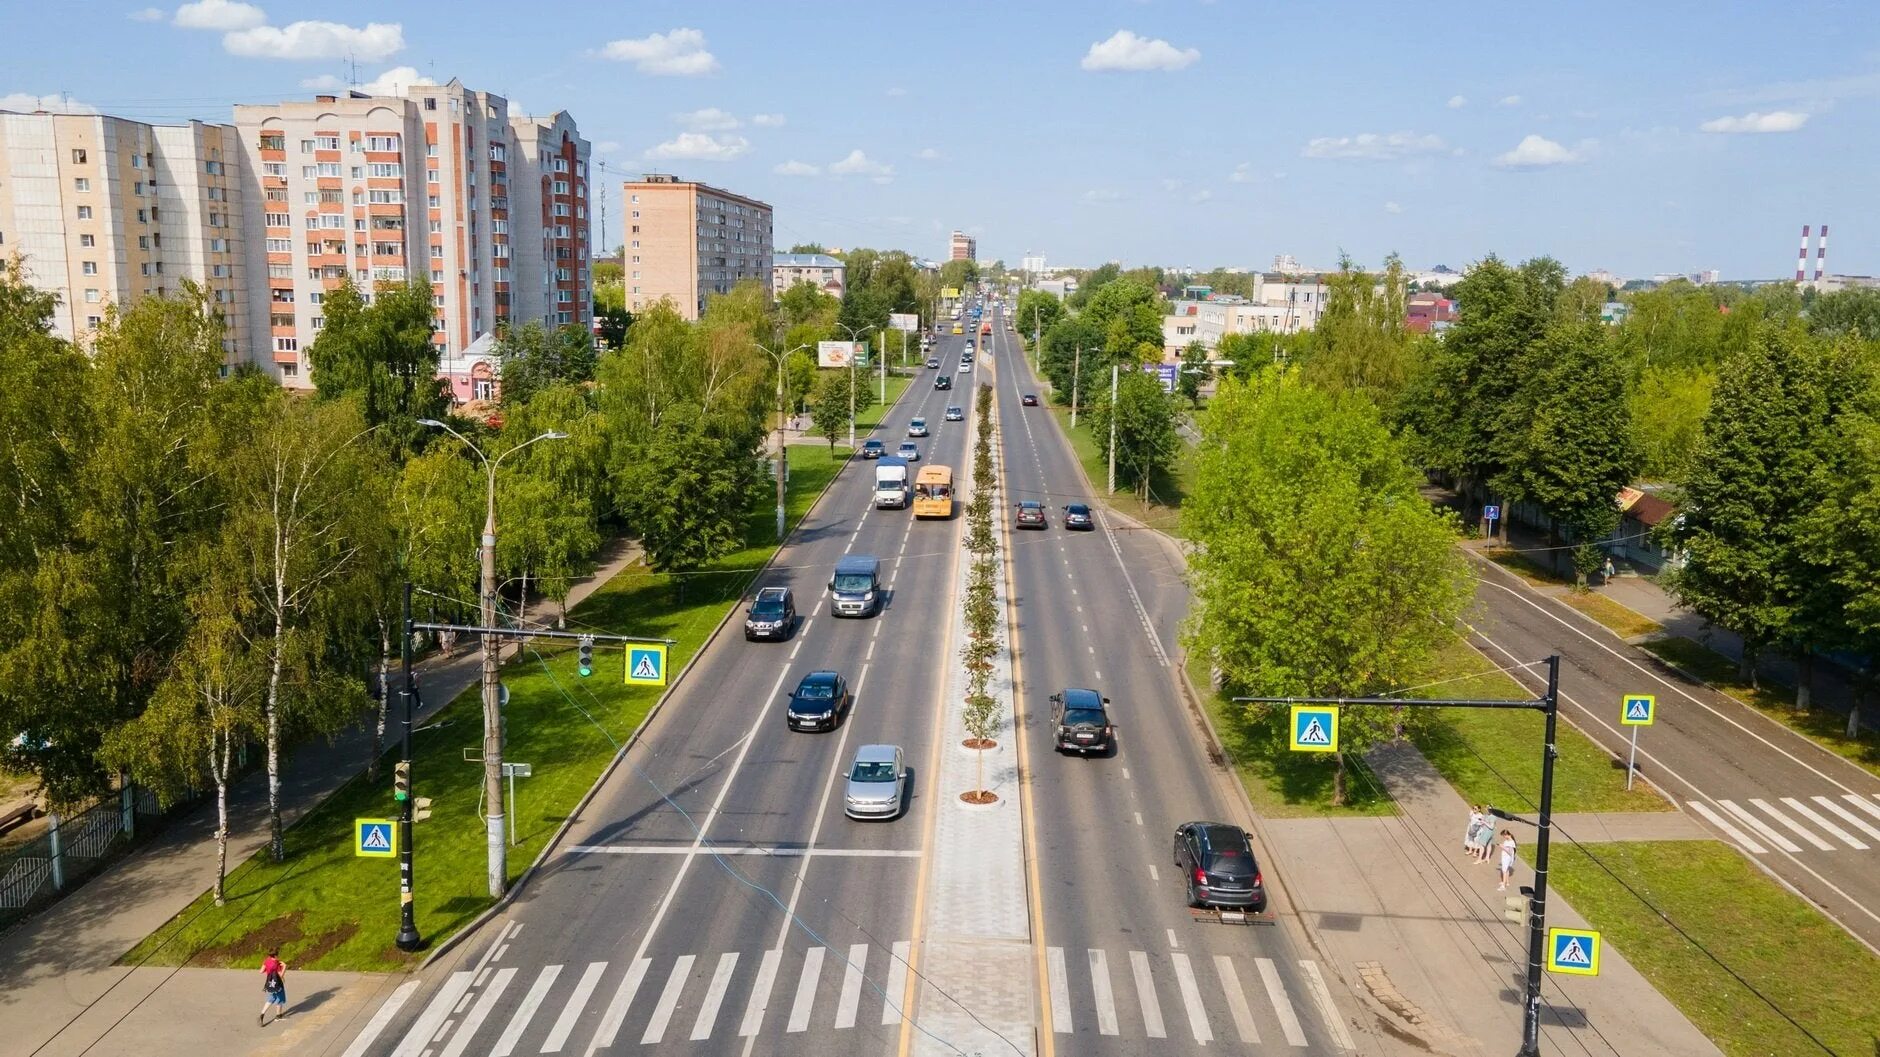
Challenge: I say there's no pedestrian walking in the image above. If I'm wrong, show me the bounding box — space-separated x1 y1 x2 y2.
1464 806 1484 857
1473 815 1496 863
1602 556 1617 582
258 948 288 1025
1496 831 1518 891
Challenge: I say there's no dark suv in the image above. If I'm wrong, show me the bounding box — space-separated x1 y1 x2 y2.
743 587 796 642
1173 822 1266 911
1051 688 1113 755
787 670 851 732
934 375 953 391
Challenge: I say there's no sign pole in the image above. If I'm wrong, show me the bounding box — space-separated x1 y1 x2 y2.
1626 725 1639 791
1518 655 1561 1057
395 581 422 952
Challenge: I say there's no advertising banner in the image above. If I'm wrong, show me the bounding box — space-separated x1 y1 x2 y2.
889 313 920 332
817 341 860 368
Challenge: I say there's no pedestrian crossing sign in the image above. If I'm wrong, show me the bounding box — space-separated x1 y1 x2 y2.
354 819 397 858
626 644 668 687
1546 927 1601 976
1288 705 1339 753
1621 694 1656 726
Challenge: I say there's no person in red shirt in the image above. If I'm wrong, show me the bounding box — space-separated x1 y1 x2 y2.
259 948 288 1025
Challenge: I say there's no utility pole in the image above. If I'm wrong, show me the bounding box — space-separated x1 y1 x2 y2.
1106 362 1118 494
757 340 805 541
394 581 421 951
878 330 886 403
1032 305 1041 373
1071 344 1082 428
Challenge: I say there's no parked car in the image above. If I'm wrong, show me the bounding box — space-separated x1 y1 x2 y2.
1063 503 1095 530
860 439 885 459
1021 393 1039 407
787 670 851 732
1051 688 1114 755
1015 501 1047 529
908 418 929 437
944 405 965 422
843 744 909 820
896 442 921 462
1173 822 1267 911
743 586 796 641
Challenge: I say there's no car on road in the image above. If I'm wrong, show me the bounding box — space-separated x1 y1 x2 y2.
908 418 928 437
925 357 940 369
844 744 908 819
742 586 796 642
1063 503 1095 531
1015 500 1047 529
934 375 953 390
829 554 883 617
1021 393 1038 406
1051 688 1114 755
859 439 885 459
1173 822 1266 911
896 442 921 462
965 339 976 350
957 361 972 373
944 405 965 421
951 324 963 334
787 670 851 732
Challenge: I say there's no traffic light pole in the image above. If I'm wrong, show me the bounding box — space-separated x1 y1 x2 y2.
395 581 422 952
1237 654 1561 1056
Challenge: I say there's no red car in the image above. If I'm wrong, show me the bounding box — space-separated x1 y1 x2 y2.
1021 393 1039 406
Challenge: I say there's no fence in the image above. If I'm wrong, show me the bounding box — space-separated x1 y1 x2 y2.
0 785 163 932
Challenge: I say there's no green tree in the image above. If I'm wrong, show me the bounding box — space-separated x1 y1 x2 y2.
305 276 449 460
788 242 827 254
1178 340 1209 407
1068 262 1121 309
939 258 980 292
1805 288 1880 340
779 280 840 328
495 383 607 615
1796 355 1880 728
1629 365 1716 481
1092 368 1181 501
612 408 757 579
1184 371 1474 804
811 370 849 451
1300 254 1418 409
1014 289 1065 347
495 321 597 407
1081 277 1165 363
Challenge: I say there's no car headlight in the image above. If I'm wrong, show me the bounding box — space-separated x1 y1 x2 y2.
863 591 875 601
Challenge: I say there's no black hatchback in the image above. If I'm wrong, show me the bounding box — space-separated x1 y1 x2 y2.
787 670 851 732
1173 821 1266 911
1063 503 1095 531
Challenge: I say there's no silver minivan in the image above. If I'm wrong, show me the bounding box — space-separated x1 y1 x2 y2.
844 744 908 820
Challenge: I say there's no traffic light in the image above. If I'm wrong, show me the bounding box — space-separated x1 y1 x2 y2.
577 635 594 678
393 760 410 802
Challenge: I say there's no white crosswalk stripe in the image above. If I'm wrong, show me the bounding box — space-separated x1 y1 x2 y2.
1750 798 1834 850
638 954 691 1044
690 952 738 1042
738 948 783 1038
1849 794 1880 823
1818 796 1880 842
437 967 514 1057
1047 946 1073 1033
1300 958 1356 1052
1688 800 1769 853
1130 949 1167 1038
1259 956 1310 1047
583 956 648 1055
540 961 604 1053
1719 799 1804 852
491 965 557 1056
785 945 824 1033
882 941 910 1027
1215 954 1260 1044
1088 948 1120 1036
388 971 471 1057
1170 952 1212 1043
1783 798 1869 850
1688 795 1880 853
834 943 867 1030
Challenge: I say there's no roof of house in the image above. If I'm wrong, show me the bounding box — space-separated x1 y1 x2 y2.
1618 487 1676 526
774 253 844 268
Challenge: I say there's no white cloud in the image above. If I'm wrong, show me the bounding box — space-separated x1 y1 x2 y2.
828 149 893 179
174 0 266 31
1080 30 1199 72
1081 188 1122 204
0 92 96 115
1190 189 1213 204
1699 110 1809 134
1384 200 1403 214
751 113 785 127
885 86 907 97
224 21 404 61
676 107 740 131
599 28 718 76
772 160 820 176
1228 162 1253 182
1160 177 1184 191
299 73 345 90
1498 94 1523 107
644 132 749 161
916 147 943 161
1302 131 1447 160
1492 134 1582 169
128 7 166 21
1447 94 1467 108
303 66 433 95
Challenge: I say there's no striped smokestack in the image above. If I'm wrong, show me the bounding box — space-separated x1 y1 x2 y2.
1796 224 1811 282
1815 224 1829 281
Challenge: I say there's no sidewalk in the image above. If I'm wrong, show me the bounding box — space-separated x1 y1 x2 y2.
1260 742 1723 1057
0 538 643 1057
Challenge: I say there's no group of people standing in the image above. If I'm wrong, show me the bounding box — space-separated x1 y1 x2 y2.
1464 805 1519 891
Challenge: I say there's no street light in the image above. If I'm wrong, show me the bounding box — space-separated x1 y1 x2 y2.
418 418 568 899
834 322 872 451
755 340 810 542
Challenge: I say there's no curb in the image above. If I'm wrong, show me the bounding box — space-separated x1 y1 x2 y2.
421 357 914 970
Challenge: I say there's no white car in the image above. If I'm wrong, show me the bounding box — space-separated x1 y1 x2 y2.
957 361 972 372
907 417 928 437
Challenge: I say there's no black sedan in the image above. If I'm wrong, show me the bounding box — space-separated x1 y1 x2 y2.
786 670 851 732
860 439 885 459
1063 503 1095 530
926 358 941 369
1173 821 1267 911
1015 501 1047 529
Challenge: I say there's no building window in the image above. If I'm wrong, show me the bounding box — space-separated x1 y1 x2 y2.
86 315 101 327
78 233 94 247
266 212 289 227
431 245 444 258
211 238 228 252
269 264 292 278
299 139 315 153
138 235 150 249
318 162 341 177
84 289 100 303
317 135 340 151
276 337 299 352
428 194 441 208
350 167 364 180
264 162 286 177
73 177 90 192
431 269 443 282
205 159 222 175
82 261 98 275
77 205 93 220
369 162 402 178
367 134 401 152
71 149 87 164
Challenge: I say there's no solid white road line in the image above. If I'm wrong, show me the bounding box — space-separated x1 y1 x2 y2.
738 949 784 1037
1170 952 1212 1044
1166 928 1179 950
1301 959 1356 1052
388 972 472 1057
1719 799 1804 853
640 954 695 1044
540 961 605 1053
834 943 868 1030
490 964 559 1056
340 979 420 1057
1781 797 1867 848
690 952 740 1042
582 957 650 1056
1148 864 1158 881
1686 800 1769 853
1047 946 1073 1033
566 845 922 858
1130 950 1167 1039
1750 798 1835 850
1215 955 1260 1044
1816 796 1880 842
1089 949 1120 1036
1257 957 1309 1047
786 946 825 1033
437 966 515 1057
882 941 911 1026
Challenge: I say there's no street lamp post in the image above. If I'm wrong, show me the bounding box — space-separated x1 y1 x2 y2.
756 340 810 542
835 322 871 451
394 581 421 951
1070 344 1083 429
1106 363 1119 494
418 419 567 898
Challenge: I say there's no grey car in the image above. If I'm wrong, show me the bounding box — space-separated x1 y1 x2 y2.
844 744 908 820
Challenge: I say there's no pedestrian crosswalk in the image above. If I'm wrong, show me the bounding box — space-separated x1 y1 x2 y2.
373 939 1349 1054
1688 794 1880 854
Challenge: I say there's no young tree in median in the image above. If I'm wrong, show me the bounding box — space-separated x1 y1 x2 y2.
1178 340 1209 408
1184 372 1475 804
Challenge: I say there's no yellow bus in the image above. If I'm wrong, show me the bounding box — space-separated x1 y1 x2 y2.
912 465 954 519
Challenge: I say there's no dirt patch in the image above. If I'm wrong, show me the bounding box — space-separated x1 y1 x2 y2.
960 738 998 750
959 790 999 805
291 920 359 967
189 911 305 968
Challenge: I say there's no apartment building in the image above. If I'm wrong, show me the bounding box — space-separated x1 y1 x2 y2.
0 111 247 356
773 251 844 298
1161 274 1331 352
623 174 772 319
949 229 976 262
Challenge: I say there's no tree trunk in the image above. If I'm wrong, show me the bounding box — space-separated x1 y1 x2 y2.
975 742 984 796
212 726 230 906
1848 688 1864 739
1332 753 1348 806
266 602 285 862
1738 642 1756 685
1795 652 1813 710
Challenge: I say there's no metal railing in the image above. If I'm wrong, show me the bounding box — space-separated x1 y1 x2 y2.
0 786 163 931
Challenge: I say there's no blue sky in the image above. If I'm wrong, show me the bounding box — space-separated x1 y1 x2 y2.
8 1 1880 279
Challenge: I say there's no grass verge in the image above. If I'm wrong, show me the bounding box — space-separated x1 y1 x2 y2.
855 372 913 435
1558 590 1664 639
1639 637 1880 779
1046 406 1190 537
1539 840 1880 1057
123 447 852 973
1481 545 1570 587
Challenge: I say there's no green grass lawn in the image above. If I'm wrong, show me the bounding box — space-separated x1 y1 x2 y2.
1640 636 1880 779
1538 840 1880 1057
1045 406 1191 537
123 447 853 973
1558 590 1665 639
856 372 912 434
1481 545 1571 587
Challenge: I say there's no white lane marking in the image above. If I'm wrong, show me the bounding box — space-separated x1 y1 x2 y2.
1848 794 1880 823
1148 863 1158 881
434 1018 454 1042
1100 510 1170 666
1782 797 1867 848
567 845 921 858
1122 768 1130 780
490 964 559 1056
882 940 911 1026
640 954 695 1044
1300 959 1356 1051
1719 799 1804 852
867 640 876 660
767 661 871 959
690 952 740 1041
1088 949 1119 1036
540 961 606 1053
1047 947 1073 1033
437 967 515 1057
493 944 510 962
738 949 784 1037
1258 957 1309 1047
1166 928 1179 950
582 957 650 1056
454 988 476 1015
388 972 473 1057
1134 811 1143 826
1215 955 1261 1044
1094 669 1101 680
1816 796 1880 841
1750 798 1835 850
1171 952 1212 1043
786 946 825 1033
834 943 868 1029
340 979 420 1057
1687 800 1769 853
1130 950 1167 1038
472 968 490 989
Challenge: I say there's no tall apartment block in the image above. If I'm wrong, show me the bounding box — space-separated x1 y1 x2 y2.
623 174 772 320
0 112 247 356
949 229 976 262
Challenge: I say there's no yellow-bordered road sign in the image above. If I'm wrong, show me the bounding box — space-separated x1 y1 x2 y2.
626 644 668 686
1288 705 1339 753
1621 694 1655 726
1546 927 1601 976
355 818 397 858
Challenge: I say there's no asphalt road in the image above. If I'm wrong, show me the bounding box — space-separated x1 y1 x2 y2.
986 308 1359 1055
1466 560 1880 953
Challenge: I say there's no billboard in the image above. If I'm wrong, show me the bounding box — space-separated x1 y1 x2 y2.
817 341 861 368
889 313 920 333
942 287 961 299
1143 363 1178 393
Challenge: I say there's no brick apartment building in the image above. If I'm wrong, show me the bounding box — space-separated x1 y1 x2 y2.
622 174 772 320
